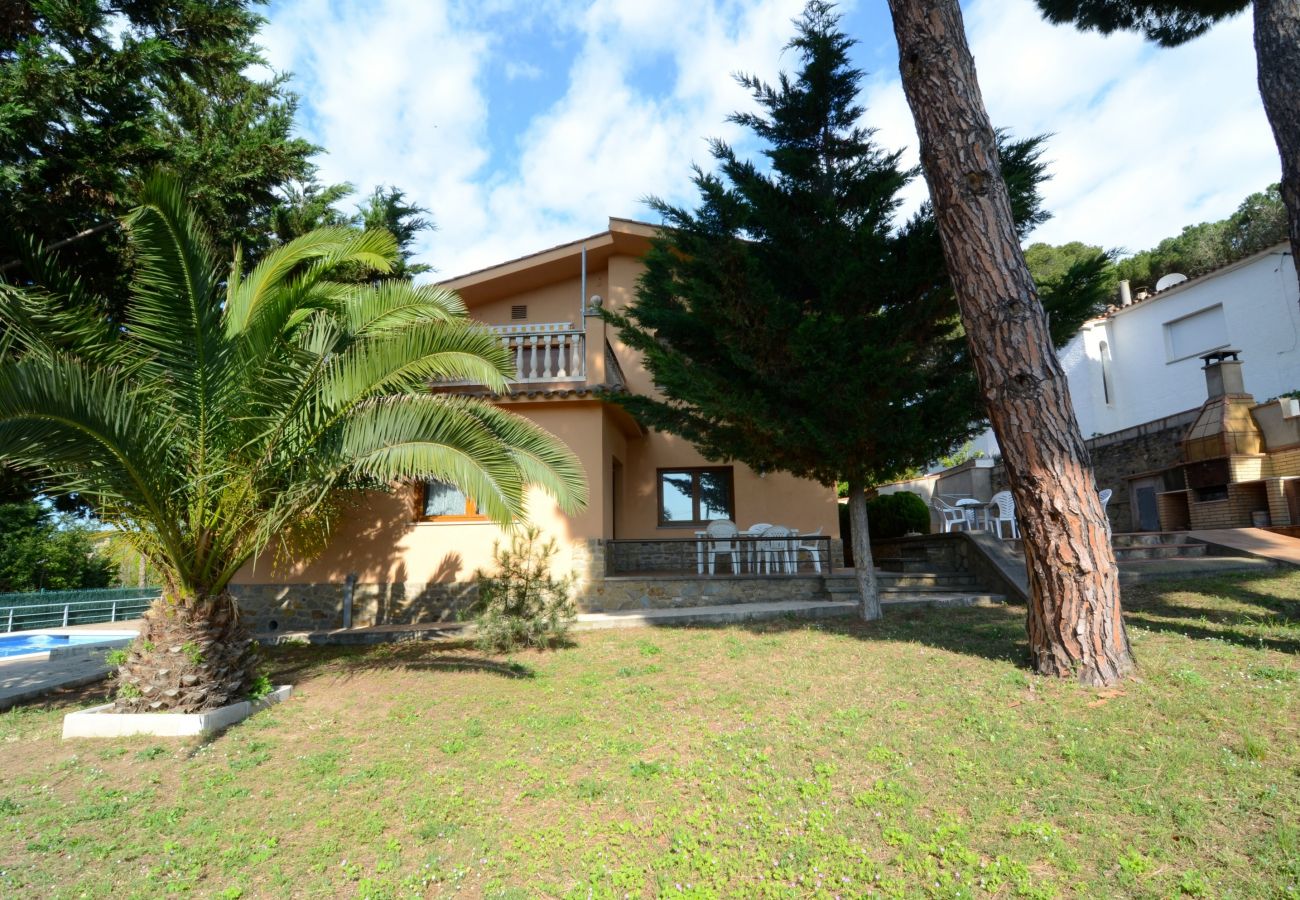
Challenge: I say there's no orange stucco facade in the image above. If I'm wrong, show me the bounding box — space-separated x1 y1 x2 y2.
235 219 839 590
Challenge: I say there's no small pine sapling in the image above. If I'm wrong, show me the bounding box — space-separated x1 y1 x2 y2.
473 527 577 653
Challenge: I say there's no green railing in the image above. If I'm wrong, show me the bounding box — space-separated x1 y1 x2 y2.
0 587 160 632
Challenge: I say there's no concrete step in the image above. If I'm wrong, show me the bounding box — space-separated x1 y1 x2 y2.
1112 531 1196 548
832 572 980 591
1113 543 1208 561
1003 537 1208 560
1117 556 1278 584
875 557 938 574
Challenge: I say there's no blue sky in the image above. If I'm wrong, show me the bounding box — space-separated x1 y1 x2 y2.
257 0 1278 279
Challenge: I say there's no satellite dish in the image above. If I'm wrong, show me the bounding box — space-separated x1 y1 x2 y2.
1155 272 1188 291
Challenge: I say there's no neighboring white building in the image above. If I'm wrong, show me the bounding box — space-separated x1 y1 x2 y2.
973 243 1299 453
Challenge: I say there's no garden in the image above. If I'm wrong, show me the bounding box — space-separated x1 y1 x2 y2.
2 570 1296 898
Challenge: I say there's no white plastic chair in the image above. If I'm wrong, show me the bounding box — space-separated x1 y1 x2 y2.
744 523 773 570
933 497 969 533
705 520 742 575
757 525 793 574
793 527 824 573
1098 488 1113 535
988 491 1018 539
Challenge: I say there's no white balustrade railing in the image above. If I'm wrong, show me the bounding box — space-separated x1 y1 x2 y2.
436 322 587 386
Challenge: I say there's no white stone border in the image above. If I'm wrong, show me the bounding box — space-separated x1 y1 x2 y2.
62 685 291 739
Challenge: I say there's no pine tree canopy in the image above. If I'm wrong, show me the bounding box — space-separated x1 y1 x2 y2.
0 0 318 309
1034 0 1248 46
604 1 1092 490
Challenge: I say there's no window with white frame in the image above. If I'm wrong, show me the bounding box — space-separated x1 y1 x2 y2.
1164 304 1228 363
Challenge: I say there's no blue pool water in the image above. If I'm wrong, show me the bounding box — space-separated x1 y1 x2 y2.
0 633 134 659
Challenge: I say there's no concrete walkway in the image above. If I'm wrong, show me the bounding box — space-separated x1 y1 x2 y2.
1188 528 1300 567
0 620 140 711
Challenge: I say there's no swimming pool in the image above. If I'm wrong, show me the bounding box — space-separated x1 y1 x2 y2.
0 632 137 660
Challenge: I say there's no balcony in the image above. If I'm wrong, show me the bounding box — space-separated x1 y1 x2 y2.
493 322 586 383
434 321 587 390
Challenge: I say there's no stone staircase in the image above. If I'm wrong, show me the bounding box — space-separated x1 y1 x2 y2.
992 530 1277 585
825 569 1007 609
1002 531 1210 561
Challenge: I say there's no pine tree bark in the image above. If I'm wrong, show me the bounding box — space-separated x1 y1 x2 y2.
114 592 259 713
848 480 882 621
1255 0 1300 295
886 0 1134 685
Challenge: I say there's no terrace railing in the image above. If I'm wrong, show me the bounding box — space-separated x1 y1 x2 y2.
437 322 588 388
606 535 833 577
0 587 160 633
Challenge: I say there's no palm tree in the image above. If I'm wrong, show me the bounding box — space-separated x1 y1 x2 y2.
0 174 586 712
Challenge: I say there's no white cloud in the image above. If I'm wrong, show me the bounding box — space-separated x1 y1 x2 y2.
261 0 1280 280
862 0 1276 253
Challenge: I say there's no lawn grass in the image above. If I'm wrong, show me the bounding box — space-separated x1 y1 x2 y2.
1 570 1297 898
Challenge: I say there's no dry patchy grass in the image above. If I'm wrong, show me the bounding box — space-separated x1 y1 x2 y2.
1 570 1297 898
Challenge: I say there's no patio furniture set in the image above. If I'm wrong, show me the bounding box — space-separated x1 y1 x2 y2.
694 521 826 575
933 489 1112 539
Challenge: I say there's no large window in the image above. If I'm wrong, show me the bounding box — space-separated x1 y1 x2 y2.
416 479 484 521
657 467 734 526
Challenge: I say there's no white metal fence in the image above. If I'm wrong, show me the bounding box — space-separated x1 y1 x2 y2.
1 590 158 633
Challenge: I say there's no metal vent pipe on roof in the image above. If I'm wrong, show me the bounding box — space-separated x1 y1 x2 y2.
1118 280 1132 307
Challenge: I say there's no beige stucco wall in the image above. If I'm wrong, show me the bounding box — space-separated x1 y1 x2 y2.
234 402 608 585
238 227 839 592
469 272 607 328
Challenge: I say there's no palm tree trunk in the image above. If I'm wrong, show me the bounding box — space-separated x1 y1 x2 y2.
848 479 881 621
1255 0 1300 298
886 0 1134 686
114 592 259 713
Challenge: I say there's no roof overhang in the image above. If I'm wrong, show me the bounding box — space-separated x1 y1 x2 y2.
439 218 658 306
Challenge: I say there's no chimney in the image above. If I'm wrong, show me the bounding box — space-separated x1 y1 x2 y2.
1182 349 1261 466
1118 280 1133 307
1202 348 1246 398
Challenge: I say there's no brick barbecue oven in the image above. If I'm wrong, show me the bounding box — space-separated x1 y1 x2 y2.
1156 350 1300 530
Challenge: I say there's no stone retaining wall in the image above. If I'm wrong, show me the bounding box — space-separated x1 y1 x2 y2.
232 581 478 634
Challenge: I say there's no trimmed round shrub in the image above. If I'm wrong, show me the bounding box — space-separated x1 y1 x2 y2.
866 491 930 539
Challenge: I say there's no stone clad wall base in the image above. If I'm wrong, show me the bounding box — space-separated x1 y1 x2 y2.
232 538 845 631
232 581 478 634
581 574 829 613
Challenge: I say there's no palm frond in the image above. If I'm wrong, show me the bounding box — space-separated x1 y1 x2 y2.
0 357 186 557
340 281 468 335
329 395 526 524
317 321 514 413
223 227 398 336
450 400 588 515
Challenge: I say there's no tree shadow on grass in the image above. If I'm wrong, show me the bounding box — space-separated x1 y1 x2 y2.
645 603 1034 669
261 640 536 685
640 570 1300 671
1119 574 1300 655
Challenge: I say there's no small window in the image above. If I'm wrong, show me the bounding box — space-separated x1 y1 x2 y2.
511 305 527 320
1099 340 1113 406
657 467 734 526
416 479 484 521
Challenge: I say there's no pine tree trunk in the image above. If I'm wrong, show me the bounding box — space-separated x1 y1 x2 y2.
886 0 1134 686
1255 0 1300 296
114 592 259 713
848 480 882 621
